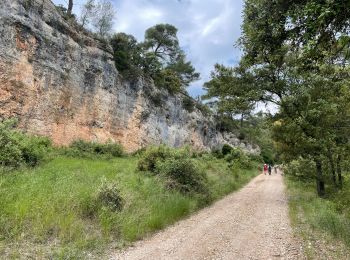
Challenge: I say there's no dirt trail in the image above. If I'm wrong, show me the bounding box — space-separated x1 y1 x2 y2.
112 172 303 260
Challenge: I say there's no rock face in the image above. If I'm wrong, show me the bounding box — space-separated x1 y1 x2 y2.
0 0 259 153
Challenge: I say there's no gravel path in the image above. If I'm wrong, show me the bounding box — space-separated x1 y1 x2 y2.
112 172 303 260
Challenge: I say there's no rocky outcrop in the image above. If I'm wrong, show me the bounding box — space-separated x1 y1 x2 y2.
0 0 259 154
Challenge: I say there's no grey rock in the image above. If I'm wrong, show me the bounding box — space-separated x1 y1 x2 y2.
0 0 260 154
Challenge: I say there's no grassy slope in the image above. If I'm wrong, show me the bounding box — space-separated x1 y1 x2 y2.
286 176 350 259
0 156 258 259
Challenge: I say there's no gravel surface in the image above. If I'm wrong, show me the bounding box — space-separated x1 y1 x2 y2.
112 172 303 260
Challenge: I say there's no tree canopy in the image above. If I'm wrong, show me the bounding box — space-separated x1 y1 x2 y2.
110 24 200 94
205 0 350 196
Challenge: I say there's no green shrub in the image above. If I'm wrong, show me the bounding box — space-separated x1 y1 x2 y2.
248 153 263 163
96 178 124 212
182 96 195 113
20 136 52 166
285 158 315 178
196 102 211 116
222 144 233 155
0 119 51 167
156 158 208 194
137 145 192 171
149 92 163 107
225 148 254 169
67 140 124 158
211 148 224 159
224 147 242 162
238 131 245 140
137 145 173 171
137 146 208 195
154 69 182 94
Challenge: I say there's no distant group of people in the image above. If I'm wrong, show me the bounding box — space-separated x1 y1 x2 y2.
263 164 278 175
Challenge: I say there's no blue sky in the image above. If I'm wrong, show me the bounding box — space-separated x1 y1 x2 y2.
52 0 244 98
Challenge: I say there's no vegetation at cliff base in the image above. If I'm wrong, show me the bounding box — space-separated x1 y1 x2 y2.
0 123 259 258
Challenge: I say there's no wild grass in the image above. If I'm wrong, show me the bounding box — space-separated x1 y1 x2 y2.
0 154 258 258
286 175 350 258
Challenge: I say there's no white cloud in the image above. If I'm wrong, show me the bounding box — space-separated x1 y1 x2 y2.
52 0 244 97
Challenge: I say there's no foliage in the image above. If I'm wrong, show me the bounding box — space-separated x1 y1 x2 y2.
215 115 238 132
182 96 195 113
137 145 173 172
153 69 182 94
110 33 143 79
221 144 233 156
203 64 257 122
144 24 180 63
287 175 350 257
0 152 257 258
195 102 212 116
207 0 350 196
67 139 124 158
91 0 115 38
138 146 210 195
224 148 254 170
284 158 316 179
96 178 124 212
156 158 208 194
167 52 200 86
80 0 95 27
0 120 51 168
211 148 224 159
143 24 200 92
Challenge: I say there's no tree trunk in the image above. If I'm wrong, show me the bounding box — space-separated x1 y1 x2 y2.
336 155 343 188
315 159 325 197
327 149 337 187
67 0 73 15
240 113 244 128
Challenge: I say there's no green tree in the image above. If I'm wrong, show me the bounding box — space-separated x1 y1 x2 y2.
167 51 200 87
143 24 200 93
144 24 180 63
153 69 182 94
233 0 350 195
110 33 143 78
203 64 257 127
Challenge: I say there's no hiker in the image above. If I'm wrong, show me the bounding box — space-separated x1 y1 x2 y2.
274 165 278 174
263 164 268 175
268 164 272 175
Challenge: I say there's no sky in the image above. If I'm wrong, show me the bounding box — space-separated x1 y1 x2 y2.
52 0 244 98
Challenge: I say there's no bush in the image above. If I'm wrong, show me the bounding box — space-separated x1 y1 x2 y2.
156 158 208 194
225 148 254 169
96 178 124 212
137 146 208 195
284 158 315 178
154 69 182 94
211 148 224 159
182 96 195 113
0 119 51 167
67 140 124 158
137 145 173 171
248 153 263 163
20 136 52 166
222 144 233 156
196 102 211 116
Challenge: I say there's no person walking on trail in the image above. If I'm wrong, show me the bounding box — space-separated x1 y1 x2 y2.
263 164 268 175
268 164 272 175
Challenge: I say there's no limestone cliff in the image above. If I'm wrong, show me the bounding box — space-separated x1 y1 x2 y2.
0 0 259 153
